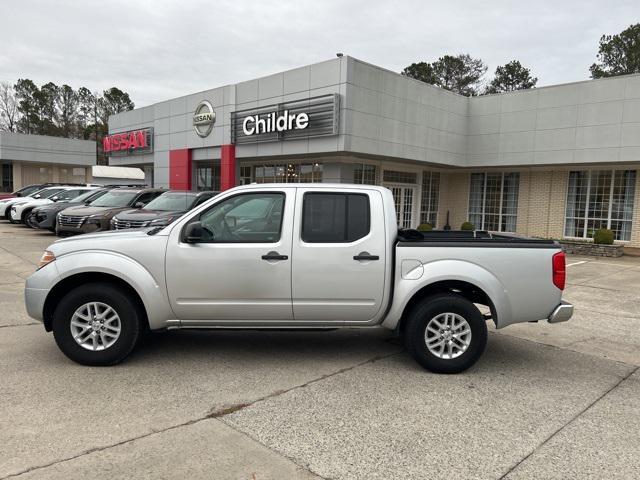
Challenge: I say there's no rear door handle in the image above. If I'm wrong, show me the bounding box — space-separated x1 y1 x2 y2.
353 252 379 261
262 251 288 261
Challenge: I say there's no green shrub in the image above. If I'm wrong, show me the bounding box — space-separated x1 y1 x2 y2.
593 228 614 245
417 223 433 232
460 221 474 231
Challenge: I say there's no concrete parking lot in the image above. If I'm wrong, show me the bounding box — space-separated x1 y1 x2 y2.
1 221 638 480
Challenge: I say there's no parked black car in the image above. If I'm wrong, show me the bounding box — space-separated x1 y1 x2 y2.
110 190 218 230
27 188 111 231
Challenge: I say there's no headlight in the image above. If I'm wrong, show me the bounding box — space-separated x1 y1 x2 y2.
37 250 56 269
87 215 102 225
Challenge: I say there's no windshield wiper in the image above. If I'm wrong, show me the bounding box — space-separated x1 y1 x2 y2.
147 226 164 236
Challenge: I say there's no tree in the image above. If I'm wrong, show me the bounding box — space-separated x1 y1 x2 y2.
14 79 40 134
401 62 438 85
77 87 97 139
56 85 79 138
590 23 640 78
97 87 134 126
37 82 59 136
0 82 20 132
485 60 538 94
402 54 487 96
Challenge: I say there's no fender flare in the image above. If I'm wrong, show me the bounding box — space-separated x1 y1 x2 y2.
47 250 175 329
382 259 512 330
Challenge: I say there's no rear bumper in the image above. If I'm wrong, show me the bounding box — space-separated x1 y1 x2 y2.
548 301 574 324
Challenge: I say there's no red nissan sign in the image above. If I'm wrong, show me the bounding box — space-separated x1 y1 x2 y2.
103 128 153 155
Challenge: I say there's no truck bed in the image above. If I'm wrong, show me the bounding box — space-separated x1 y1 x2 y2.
397 229 558 248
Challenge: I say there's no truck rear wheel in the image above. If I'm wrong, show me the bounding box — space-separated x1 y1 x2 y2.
52 283 141 366
404 294 487 374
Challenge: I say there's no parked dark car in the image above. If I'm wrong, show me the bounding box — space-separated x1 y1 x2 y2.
28 188 111 231
110 190 218 230
56 187 165 235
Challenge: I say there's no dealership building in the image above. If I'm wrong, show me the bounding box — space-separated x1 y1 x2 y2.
0 132 96 192
107 56 640 246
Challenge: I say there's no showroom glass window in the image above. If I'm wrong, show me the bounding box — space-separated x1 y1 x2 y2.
420 172 440 226
196 165 221 191
468 172 519 232
252 162 323 183
1 163 12 192
353 164 377 185
564 170 636 241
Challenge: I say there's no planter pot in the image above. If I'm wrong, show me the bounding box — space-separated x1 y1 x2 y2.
559 241 624 257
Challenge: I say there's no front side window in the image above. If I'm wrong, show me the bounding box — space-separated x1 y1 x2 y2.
565 170 636 241
468 172 520 232
302 193 370 243
195 192 285 243
420 172 440 226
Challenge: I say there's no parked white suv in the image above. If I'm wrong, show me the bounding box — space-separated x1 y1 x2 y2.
9 186 98 224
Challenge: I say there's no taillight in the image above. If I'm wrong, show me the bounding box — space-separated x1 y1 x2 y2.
552 252 566 290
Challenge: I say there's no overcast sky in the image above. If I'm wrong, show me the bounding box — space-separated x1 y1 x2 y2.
0 0 637 107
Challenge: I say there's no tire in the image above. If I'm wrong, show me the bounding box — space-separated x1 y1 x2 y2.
404 293 487 374
20 208 33 225
52 282 141 366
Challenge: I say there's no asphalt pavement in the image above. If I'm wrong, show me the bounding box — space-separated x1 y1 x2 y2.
0 222 638 479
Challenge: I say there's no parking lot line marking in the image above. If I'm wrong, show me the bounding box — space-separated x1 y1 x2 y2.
566 261 588 267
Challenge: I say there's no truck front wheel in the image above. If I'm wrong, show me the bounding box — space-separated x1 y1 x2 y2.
404 294 487 374
51 283 141 366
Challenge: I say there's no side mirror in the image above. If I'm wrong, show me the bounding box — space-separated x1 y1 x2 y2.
184 221 205 243
51 196 59 202
134 201 145 208
34 194 41 199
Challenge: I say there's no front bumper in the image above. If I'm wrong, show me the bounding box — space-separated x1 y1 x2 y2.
548 301 574 324
24 287 48 322
32 211 54 229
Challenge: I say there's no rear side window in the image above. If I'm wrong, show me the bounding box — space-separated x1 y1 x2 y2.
302 193 370 243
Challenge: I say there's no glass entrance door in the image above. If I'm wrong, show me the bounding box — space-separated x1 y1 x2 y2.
386 185 415 229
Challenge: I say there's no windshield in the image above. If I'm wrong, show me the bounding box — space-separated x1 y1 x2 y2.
16 185 42 196
56 189 91 201
89 190 138 207
76 189 107 203
41 188 65 199
143 192 197 211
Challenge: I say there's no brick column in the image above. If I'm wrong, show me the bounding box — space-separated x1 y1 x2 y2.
220 144 236 191
169 149 192 190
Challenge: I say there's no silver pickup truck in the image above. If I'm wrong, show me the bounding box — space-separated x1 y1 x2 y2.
25 184 573 373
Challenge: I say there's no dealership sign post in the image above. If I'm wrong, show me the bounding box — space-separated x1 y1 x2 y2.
103 128 153 155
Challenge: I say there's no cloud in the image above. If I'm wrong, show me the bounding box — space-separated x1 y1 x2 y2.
0 0 637 107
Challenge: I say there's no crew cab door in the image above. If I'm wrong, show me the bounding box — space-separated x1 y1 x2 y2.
292 188 387 323
165 188 294 323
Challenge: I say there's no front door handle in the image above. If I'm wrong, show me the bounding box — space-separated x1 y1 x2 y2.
353 252 379 261
262 251 288 261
